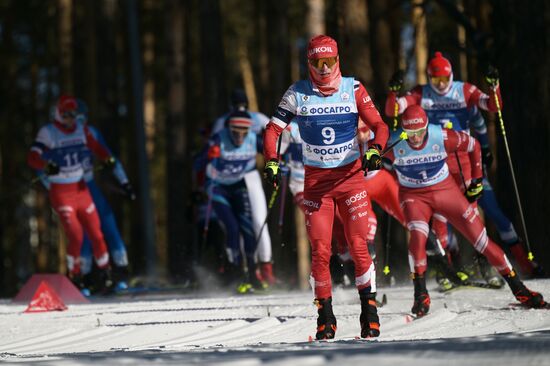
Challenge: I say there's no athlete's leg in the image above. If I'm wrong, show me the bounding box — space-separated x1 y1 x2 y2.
87 180 129 267
305 194 335 299
50 186 84 275
76 187 110 270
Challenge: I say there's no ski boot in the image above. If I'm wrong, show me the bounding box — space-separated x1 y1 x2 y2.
69 272 91 297
259 262 277 286
314 297 337 340
112 265 130 292
509 242 547 278
411 273 431 317
96 267 115 295
359 292 380 338
476 254 505 288
503 270 546 308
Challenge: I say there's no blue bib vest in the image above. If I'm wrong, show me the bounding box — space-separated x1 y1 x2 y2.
420 82 470 132
41 123 89 184
393 124 449 188
293 77 360 168
206 129 257 185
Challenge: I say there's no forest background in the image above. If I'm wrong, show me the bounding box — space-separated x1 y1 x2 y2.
1 0 548 296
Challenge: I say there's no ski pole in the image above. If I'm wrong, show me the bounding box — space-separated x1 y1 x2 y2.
277 170 288 235
393 97 399 132
381 131 408 156
255 128 285 245
382 213 392 276
442 121 468 191
491 87 534 260
202 158 217 246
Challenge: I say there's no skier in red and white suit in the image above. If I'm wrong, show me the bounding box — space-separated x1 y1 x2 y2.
386 105 545 316
263 35 388 340
28 95 113 288
385 52 503 252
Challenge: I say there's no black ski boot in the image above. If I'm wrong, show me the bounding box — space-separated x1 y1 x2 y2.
476 254 505 288
411 273 430 317
359 292 380 338
503 270 546 308
112 265 130 292
314 297 337 340
96 267 115 295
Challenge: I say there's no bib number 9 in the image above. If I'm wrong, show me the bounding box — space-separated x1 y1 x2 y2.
321 127 335 144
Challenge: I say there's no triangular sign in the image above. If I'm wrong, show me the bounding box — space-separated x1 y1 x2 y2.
24 280 68 313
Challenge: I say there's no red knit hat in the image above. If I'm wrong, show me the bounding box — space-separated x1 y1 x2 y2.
401 105 428 130
427 52 452 77
57 95 78 114
307 35 338 60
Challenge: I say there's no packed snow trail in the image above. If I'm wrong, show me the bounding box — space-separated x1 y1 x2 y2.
1 279 550 365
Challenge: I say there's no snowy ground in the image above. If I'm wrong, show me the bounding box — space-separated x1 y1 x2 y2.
1 279 550 365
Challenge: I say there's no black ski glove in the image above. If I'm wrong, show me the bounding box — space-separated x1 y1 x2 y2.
388 70 405 92
361 144 382 175
465 178 484 202
485 66 499 87
44 161 60 175
264 159 280 187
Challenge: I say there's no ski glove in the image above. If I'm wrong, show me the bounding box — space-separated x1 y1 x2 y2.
207 145 221 160
388 70 405 92
361 144 382 175
264 159 280 187
44 161 60 176
121 182 136 201
485 66 499 87
481 147 493 168
102 157 116 171
465 178 484 202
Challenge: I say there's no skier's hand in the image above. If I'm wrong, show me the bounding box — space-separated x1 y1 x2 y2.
361 144 382 175
485 66 499 88
121 182 136 201
264 159 280 187
44 161 60 176
207 145 221 160
388 70 405 92
481 147 493 169
101 157 116 171
465 178 484 202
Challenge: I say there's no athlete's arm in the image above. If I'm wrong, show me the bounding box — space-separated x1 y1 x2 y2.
463 82 503 113
355 82 389 150
264 86 297 161
27 126 51 170
84 125 111 161
384 86 422 117
443 129 482 180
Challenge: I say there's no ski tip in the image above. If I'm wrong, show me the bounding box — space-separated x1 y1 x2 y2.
308 335 314 342
405 314 414 323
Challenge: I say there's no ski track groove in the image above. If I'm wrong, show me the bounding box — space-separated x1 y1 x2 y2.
1 279 550 362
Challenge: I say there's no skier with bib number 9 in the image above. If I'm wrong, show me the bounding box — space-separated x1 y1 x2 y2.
263 35 389 340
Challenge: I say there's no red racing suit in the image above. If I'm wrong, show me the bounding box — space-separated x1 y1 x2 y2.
386 125 512 276
28 121 111 275
264 78 389 299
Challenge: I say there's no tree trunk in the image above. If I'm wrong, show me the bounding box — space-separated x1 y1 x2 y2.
412 0 428 84
491 1 550 269
165 0 190 280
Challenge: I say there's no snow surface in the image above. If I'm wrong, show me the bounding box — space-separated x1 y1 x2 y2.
1 279 550 365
